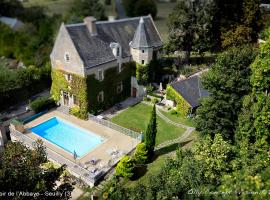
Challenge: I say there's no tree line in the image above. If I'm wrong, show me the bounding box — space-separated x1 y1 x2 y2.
167 0 262 60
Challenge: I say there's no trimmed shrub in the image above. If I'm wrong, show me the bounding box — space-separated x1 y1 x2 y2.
134 143 148 164
69 106 88 120
146 85 154 93
115 156 134 179
143 96 151 102
151 98 159 104
30 97 56 113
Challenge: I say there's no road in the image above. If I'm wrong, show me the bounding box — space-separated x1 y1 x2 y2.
115 0 127 19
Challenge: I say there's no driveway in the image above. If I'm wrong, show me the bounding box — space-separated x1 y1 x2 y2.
115 0 127 19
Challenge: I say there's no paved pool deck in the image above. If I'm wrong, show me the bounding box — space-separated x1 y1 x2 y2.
24 110 140 171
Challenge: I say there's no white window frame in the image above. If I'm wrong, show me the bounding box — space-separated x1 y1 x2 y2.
118 63 122 73
64 52 70 62
116 47 120 57
117 82 123 93
65 74 72 82
97 91 104 102
98 69 104 81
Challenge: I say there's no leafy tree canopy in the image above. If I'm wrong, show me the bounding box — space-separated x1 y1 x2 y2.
195 45 257 140
0 141 73 198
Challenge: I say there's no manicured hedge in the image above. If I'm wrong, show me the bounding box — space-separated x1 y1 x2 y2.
166 85 191 116
30 97 56 113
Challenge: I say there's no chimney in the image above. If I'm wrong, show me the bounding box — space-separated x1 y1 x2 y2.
84 16 97 36
108 16 116 22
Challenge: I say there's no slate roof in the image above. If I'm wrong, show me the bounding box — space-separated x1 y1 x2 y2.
65 16 162 68
170 75 209 108
0 17 24 30
130 17 151 49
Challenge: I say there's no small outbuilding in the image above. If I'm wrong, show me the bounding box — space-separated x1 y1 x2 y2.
0 16 24 31
166 74 209 116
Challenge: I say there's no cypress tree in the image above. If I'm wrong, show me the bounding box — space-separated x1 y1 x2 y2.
145 104 157 154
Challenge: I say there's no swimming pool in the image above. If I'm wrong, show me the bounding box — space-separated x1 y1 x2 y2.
30 117 103 157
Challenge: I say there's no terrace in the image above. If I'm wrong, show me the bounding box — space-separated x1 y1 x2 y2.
10 110 140 187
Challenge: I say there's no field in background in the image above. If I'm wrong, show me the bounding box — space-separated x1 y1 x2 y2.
23 0 116 18
23 0 175 41
154 1 177 41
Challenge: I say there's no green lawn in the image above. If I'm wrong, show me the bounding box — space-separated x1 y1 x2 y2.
160 110 195 127
23 0 116 17
111 103 186 145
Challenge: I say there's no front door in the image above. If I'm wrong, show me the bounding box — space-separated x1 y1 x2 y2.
132 87 137 97
63 92 69 106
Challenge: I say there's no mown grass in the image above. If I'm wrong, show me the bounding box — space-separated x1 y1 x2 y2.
160 110 195 127
111 103 186 145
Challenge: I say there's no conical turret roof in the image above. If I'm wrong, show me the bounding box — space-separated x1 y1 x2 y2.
130 17 151 49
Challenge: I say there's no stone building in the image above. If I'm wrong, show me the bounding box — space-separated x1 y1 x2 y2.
50 15 162 115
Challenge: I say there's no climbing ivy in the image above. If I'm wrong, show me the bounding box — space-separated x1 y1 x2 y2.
51 69 88 119
166 85 191 116
51 61 136 117
87 62 136 114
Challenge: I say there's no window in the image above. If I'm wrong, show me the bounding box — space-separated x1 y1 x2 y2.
65 52 70 62
142 60 145 65
97 91 104 102
98 69 104 81
142 50 145 53
116 47 120 57
73 95 79 106
118 63 122 73
65 74 72 82
117 82 123 93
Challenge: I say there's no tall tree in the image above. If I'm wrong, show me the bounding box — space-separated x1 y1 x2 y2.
67 0 106 23
236 38 270 147
0 0 23 17
0 141 73 198
122 0 157 19
167 0 216 60
195 46 257 140
144 104 157 153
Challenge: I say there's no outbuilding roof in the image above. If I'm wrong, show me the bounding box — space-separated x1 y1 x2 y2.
170 75 209 108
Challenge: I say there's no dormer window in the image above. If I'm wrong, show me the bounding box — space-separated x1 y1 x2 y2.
116 47 120 57
64 52 70 62
110 42 121 58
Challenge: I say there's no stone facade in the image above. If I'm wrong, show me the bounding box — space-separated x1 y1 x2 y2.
50 24 85 76
50 16 163 112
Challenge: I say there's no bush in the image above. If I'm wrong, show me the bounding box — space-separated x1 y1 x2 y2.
70 106 88 120
146 85 154 93
115 156 134 179
143 96 151 102
134 143 148 164
105 0 111 5
30 97 56 113
151 98 159 104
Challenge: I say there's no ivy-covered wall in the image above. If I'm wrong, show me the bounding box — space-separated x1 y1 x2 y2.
51 61 136 117
166 85 191 116
51 69 88 118
87 61 136 114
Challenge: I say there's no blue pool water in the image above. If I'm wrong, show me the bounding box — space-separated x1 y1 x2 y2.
30 117 103 157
